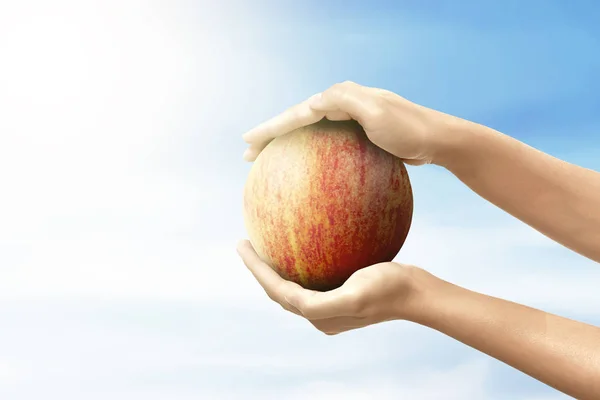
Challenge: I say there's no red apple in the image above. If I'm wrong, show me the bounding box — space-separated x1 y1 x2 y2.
243 119 413 291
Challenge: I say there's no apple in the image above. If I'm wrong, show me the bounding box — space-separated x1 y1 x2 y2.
243 119 413 291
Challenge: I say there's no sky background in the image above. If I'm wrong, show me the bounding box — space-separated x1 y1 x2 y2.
0 0 599 399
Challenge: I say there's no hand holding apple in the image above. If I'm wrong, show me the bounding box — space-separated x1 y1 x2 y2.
238 81 600 400
242 80 460 166
236 240 422 335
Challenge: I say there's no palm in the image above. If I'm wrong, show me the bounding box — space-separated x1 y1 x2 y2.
237 240 416 335
333 262 415 320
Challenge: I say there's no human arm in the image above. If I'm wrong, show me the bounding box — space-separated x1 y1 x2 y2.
437 117 600 262
412 267 600 400
236 240 600 399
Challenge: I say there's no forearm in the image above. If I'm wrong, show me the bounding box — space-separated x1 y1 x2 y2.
434 117 600 262
406 268 600 399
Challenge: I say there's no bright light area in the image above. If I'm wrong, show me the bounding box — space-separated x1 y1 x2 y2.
0 0 292 301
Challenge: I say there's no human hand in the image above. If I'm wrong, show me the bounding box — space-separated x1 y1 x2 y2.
242 81 459 166
236 240 423 335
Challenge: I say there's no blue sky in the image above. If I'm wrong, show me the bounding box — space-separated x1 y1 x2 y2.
0 0 598 399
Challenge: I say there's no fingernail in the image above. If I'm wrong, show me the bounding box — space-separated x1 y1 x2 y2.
242 148 252 161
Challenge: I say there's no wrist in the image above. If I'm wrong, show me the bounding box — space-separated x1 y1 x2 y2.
429 113 481 169
399 266 457 326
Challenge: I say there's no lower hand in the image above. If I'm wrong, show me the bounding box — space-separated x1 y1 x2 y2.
236 240 422 335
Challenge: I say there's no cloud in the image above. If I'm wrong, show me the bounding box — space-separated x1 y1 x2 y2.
0 297 490 400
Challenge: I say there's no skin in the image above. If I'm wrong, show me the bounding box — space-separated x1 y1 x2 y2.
237 81 600 399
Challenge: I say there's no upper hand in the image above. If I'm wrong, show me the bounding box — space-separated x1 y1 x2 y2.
236 240 422 335
242 81 455 166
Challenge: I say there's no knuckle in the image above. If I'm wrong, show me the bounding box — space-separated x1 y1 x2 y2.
330 80 355 95
295 104 314 120
328 83 346 98
340 80 356 92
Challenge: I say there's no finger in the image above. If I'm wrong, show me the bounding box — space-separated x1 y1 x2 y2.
325 110 352 121
242 147 261 162
242 94 325 146
236 239 287 295
286 286 358 320
236 240 306 310
308 81 379 124
242 106 350 161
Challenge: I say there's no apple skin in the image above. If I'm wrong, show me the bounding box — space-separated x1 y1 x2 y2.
243 119 413 291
